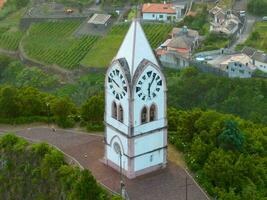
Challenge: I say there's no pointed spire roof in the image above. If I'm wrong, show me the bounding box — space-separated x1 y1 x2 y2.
115 20 159 77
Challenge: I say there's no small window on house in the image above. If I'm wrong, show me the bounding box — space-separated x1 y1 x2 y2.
150 155 153 162
159 15 163 19
112 102 117 119
152 14 155 17
141 107 148 124
149 104 157 122
118 105 123 123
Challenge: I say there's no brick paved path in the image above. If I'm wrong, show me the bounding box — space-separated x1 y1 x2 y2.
0 126 210 200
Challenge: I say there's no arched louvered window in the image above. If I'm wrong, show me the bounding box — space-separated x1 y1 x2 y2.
112 102 117 119
118 104 123 123
141 107 148 124
149 104 157 121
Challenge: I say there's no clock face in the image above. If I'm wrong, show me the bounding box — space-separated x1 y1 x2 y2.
135 70 162 101
108 68 127 100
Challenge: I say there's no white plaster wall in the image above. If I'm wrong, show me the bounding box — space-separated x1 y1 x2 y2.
133 65 166 135
134 118 165 135
255 60 267 73
134 149 164 171
107 146 128 171
105 62 130 134
106 126 128 155
228 63 251 78
134 131 164 156
106 126 128 171
143 13 170 21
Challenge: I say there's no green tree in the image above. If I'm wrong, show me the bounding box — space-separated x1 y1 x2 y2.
204 149 236 189
0 85 21 118
217 120 244 151
248 0 267 16
71 170 106 200
81 95 104 123
51 97 76 127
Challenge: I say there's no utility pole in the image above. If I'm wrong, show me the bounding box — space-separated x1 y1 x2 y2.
186 176 188 200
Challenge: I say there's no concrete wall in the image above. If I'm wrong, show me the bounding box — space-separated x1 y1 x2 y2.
159 53 189 69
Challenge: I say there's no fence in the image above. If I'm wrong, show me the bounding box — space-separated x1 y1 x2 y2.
190 60 228 77
20 16 87 30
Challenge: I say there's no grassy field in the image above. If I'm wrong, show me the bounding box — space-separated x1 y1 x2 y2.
0 8 26 51
22 20 99 69
81 23 173 68
243 22 267 52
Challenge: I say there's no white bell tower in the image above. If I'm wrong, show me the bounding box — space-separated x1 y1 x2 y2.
104 20 167 179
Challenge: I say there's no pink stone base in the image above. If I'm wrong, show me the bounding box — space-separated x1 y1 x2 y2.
103 157 167 179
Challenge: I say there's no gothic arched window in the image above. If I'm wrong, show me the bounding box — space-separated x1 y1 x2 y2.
141 107 148 124
149 104 157 121
112 102 117 119
118 104 123 123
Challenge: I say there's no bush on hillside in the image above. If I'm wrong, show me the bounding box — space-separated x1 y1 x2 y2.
168 108 267 199
0 134 111 200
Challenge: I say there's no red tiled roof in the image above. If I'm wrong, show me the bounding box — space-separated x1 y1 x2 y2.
0 0 6 9
142 3 176 14
156 49 167 56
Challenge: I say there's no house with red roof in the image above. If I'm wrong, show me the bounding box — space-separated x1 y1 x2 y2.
142 3 184 21
0 0 6 9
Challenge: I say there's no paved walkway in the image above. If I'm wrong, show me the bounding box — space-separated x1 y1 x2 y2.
0 126 210 200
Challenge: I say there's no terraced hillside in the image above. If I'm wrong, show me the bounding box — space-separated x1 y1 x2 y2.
22 20 99 69
81 23 173 68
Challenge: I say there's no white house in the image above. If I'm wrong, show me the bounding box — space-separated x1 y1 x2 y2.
252 52 267 73
104 20 168 179
218 53 255 78
142 3 184 21
242 47 267 73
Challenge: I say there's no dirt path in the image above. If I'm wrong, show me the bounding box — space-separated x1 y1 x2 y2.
168 144 186 168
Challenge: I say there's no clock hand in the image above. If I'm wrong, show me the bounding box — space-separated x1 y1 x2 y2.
148 83 151 98
148 75 156 94
112 79 120 88
150 74 156 85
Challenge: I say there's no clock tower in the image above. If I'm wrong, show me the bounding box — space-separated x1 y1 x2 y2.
104 20 167 179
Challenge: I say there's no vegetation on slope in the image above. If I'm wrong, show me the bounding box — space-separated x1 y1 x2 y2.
247 0 267 16
167 68 267 125
81 23 173 68
0 7 26 51
1 55 266 126
0 56 59 90
0 134 121 200
168 108 267 200
0 0 29 19
240 22 267 52
22 20 99 69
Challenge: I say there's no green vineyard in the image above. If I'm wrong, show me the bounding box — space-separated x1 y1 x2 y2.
143 23 173 49
22 21 99 69
0 28 24 51
81 23 173 68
